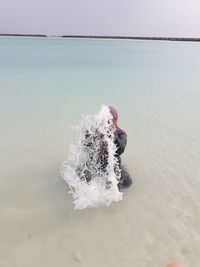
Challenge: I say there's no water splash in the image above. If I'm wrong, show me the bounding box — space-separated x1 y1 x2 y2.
60 105 123 209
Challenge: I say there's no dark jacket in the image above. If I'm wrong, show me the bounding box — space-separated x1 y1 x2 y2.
83 130 127 161
81 129 127 168
114 132 132 188
114 132 127 158
76 130 128 183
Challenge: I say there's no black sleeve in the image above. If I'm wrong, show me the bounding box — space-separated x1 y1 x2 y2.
114 133 127 157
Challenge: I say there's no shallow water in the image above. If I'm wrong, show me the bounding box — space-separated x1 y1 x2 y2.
0 36 200 267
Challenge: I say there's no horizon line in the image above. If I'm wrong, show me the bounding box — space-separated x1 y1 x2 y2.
1 34 200 42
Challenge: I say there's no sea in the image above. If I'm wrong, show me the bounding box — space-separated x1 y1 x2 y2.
0 36 200 267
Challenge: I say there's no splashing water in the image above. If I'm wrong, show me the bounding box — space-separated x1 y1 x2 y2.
60 105 123 209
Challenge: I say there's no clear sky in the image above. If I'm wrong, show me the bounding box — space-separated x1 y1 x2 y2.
1 0 200 37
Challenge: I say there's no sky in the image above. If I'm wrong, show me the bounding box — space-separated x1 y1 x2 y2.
1 0 200 37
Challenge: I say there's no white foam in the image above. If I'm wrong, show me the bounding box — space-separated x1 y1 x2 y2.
60 105 123 209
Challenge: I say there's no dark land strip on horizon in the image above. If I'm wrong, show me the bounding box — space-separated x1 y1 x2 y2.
1 34 200 42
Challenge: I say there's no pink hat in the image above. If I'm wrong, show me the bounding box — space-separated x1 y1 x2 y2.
108 106 126 134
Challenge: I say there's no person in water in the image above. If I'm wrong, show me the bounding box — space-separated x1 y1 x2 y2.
76 106 132 189
108 106 132 189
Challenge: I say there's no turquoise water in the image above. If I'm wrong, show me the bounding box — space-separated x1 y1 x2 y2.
0 36 200 267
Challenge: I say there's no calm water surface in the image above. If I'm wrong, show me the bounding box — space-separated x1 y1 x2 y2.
0 36 200 267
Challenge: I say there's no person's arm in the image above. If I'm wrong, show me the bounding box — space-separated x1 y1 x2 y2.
114 133 127 157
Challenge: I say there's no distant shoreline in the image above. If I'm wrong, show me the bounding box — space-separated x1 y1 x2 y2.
0 34 47 37
1 34 200 42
